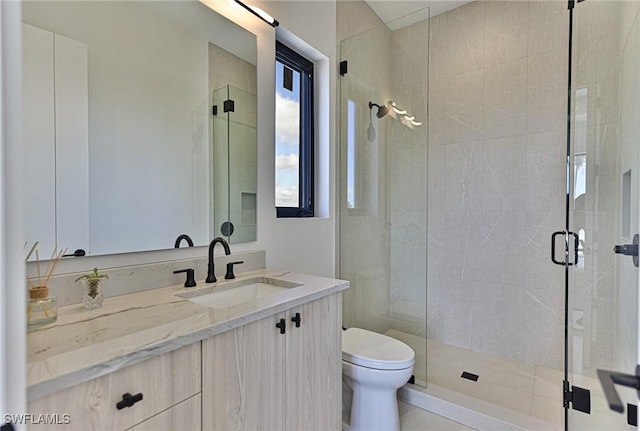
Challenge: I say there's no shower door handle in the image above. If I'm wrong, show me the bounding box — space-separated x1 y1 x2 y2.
551 231 579 266
597 366 640 413
551 231 565 265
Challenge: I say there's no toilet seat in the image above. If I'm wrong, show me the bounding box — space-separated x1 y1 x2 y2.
342 328 415 370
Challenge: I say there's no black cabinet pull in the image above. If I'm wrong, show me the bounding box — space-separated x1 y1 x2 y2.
116 392 143 410
291 312 301 328
275 318 286 334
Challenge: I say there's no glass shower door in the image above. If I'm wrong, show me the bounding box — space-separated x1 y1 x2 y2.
338 20 429 386
566 1 640 429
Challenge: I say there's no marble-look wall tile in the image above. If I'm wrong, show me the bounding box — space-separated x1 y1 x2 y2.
527 0 567 58
446 70 485 143
444 141 483 215
525 131 566 212
476 281 525 361
524 290 564 370
483 59 528 139
526 48 567 134
484 1 528 67
429 13 448 81
446 0 485 74
427 0 570 369
337 0 386 43
482 136 526 211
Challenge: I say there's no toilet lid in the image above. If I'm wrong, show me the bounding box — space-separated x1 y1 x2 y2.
342 328 415 370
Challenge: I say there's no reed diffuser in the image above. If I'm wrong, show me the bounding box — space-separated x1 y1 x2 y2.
26 243 65 329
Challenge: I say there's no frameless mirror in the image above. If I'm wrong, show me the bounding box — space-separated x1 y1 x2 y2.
22 0 257 258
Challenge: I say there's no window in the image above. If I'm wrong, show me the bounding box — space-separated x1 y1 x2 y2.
275 41 314 217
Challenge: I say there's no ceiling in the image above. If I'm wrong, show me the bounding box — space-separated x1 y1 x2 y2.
365 0 474 30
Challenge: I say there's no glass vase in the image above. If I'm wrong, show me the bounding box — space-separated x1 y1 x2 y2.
81 278 105 309
27 286 57 330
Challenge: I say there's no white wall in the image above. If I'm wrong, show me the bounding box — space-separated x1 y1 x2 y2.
238 0 338 277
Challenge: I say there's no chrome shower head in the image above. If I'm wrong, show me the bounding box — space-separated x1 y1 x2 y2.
369 101 391 119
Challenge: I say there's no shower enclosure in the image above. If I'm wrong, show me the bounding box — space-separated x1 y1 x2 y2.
338 1 640 430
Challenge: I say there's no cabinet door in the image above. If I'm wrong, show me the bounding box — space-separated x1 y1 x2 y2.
22 23 56 254
285 293 342 431
203 313 286 431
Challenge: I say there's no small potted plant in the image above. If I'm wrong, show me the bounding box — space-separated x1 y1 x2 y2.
76 267 109 309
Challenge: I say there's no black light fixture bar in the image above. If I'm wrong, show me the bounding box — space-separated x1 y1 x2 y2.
234 0 279 27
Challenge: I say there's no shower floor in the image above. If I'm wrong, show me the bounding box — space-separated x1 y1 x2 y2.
385 330 627 430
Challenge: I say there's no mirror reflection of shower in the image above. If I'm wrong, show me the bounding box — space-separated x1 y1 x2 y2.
366 100 422 142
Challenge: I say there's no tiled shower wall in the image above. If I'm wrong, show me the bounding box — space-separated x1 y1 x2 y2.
427 1 570 369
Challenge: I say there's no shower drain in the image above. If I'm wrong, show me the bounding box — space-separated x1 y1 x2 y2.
461 371 479 382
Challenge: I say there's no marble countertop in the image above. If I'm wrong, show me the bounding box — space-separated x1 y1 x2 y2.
27 269 349 401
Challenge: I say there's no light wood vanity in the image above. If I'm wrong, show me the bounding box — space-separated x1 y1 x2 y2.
26 270 347 431
29 344 202 430
203 293 341 431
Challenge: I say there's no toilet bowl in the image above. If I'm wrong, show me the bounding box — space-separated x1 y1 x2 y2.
342 328 415 431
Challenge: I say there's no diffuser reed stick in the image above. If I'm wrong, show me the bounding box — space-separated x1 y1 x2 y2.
42 248 66 287
26 244 66 294
35 249 42 287
24 241 39 262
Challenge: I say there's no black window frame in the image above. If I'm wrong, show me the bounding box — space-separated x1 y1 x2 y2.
275 41 314 218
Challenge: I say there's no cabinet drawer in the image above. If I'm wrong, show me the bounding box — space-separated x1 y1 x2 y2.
28 343 201 431
128 394 201 431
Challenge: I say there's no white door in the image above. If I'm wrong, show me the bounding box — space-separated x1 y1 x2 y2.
1 1 27 430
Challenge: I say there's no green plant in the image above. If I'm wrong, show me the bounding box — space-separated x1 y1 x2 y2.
75 267 108 298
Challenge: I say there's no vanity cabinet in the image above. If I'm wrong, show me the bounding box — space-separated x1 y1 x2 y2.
202 293 342 431
27 343 201 431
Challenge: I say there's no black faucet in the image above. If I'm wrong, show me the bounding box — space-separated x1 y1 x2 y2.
206 237 231 283
174 234 194 248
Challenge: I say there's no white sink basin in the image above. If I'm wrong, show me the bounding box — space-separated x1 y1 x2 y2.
177 277 301 310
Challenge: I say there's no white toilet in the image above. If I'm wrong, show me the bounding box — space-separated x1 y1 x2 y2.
342 328 415 431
